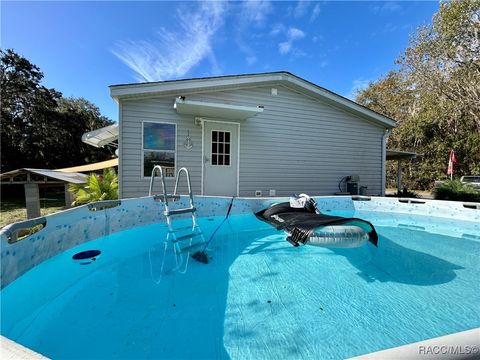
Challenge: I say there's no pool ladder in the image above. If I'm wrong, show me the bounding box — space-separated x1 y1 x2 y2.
149 165 206 254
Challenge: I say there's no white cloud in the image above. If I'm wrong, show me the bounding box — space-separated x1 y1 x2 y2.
383 23 397 33
383 1 401 12
270 23 286 36
246 55 257 66
348 78 371 99
310 3 321 22
318 60 328 68
289 28 306 40
371 1 401 14
111 2 225 82
312 34 323 43
278 27 305 55
279 42 292 54
293 0 309 18
235 0 273 65
240 0 273 26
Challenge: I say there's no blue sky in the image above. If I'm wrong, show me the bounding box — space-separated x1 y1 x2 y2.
2 1 439 121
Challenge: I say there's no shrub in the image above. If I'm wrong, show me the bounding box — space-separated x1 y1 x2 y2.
69 168 118 206
390 188 419 198
434 179 480 202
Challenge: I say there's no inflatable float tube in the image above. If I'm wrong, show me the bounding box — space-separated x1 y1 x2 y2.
255 200 378 248
302 225 369 248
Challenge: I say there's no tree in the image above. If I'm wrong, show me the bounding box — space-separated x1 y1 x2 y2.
0 49 115 172
48 97 114 168
1 49 61 172
69 168 118 206
356 0 480 190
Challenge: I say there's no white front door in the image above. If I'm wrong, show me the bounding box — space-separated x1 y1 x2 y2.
203 121 238 196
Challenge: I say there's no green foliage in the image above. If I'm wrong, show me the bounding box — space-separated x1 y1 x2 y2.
434 179 480 202
0 49 115 172
69 169 118 206
356 0 480 190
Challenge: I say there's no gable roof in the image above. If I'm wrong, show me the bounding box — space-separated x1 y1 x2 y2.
110 71 396 128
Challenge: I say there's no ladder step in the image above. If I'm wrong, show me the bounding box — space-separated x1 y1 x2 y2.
154 194 180 202
172 232 203 242
168 225 198 233
165 207 196 216
179 241 207 253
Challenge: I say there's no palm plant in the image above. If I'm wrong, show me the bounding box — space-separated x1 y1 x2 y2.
69 168 118 206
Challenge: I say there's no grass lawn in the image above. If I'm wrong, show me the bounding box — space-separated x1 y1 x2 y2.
0 191 66 228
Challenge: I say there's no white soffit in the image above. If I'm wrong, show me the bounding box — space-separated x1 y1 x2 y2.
82 124 119 148
174 98 263 120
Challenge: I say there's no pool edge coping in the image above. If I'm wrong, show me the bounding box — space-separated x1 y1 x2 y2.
1 335 48 359
350 327 480 359
3 328 478 360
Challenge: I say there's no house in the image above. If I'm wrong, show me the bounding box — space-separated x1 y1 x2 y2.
109 72 396 198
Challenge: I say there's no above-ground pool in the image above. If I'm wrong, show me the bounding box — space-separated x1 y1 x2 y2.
1 196 479 359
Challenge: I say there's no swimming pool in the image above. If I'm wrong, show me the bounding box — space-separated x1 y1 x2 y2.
1 196 479 359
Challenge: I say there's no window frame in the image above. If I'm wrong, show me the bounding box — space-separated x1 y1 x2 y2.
142 121 177 179
210 129 232 167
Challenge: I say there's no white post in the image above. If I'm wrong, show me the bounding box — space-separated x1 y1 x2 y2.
24 183 41 219
397 160 402 193
64 183 74 208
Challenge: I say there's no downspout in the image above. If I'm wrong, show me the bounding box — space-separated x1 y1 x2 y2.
117 100 123 199
381 129 391 196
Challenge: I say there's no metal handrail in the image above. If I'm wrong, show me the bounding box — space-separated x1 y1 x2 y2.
147 166 202 274
173 167 197 227
173 167 195 207
149 165 168 205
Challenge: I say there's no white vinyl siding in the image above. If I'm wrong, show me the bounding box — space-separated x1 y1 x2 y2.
119 84 385 198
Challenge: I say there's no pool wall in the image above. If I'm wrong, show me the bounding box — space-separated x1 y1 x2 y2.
1 195 479 359
1 195 479 289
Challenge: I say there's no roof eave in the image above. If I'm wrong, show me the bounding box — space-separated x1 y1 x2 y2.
109 72 285 99
110 72 397 128
281 76 397 128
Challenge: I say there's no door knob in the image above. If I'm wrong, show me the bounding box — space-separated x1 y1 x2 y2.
204 156 210 163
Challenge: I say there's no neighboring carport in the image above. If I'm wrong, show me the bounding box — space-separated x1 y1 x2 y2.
386 150 419 193
0 169 86 219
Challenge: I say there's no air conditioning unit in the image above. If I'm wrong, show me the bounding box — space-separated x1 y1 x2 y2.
346 175 360 195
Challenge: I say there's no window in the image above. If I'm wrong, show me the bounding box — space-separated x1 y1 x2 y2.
211 130 230 166
143 122 176 177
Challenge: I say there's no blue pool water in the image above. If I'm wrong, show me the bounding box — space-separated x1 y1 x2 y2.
1 210 479 359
